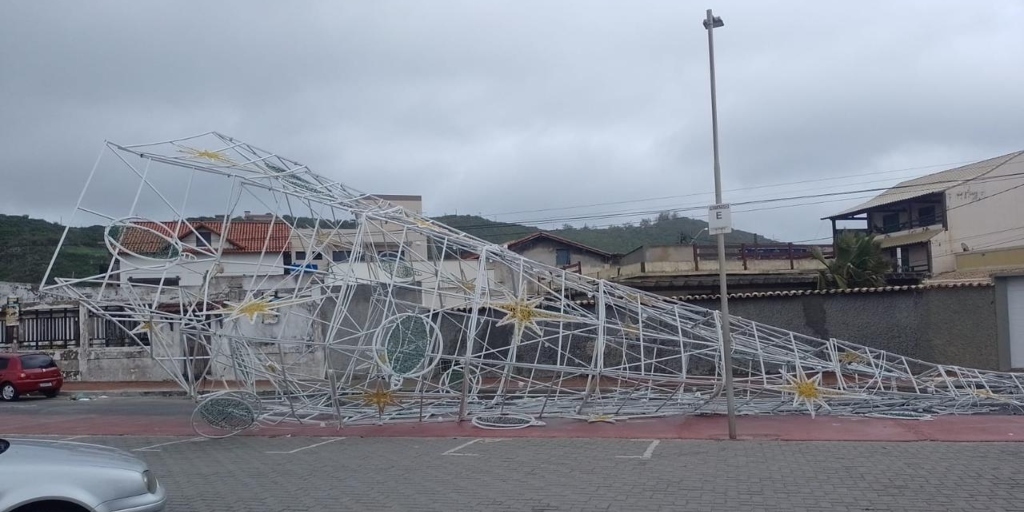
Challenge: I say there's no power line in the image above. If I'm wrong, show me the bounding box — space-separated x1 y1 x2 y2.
478 158 980 219
445 168 1024 231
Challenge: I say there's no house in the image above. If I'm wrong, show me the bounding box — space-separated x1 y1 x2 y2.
503 232 616 274
598 243 832 296
826 150 1024 277
288 194 429 280
113 217 292 288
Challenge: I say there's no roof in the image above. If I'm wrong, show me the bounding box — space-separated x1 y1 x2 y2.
876 229 941 249
828 150 1024 218
450 281 992 312
118 221 292 255
504 232 613 258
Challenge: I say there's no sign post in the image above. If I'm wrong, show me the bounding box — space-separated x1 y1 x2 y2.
708 204 732 235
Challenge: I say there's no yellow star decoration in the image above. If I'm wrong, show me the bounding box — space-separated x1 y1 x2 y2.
178 146 235 165
838 351 866 365
971 388 1010 402
223 297 278 324
413 218 437 231
131 320 155 334
215 293 314 324
361 386 399 416
776 367 839 418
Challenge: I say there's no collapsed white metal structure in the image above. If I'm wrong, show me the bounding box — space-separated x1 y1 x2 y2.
45 133 1024 435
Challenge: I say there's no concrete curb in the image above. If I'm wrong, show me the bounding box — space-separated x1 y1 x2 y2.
65 390 279 399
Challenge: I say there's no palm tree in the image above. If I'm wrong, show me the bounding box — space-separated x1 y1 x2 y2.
811 231 892 290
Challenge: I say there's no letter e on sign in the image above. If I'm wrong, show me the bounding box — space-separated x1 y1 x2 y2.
708 204 732 235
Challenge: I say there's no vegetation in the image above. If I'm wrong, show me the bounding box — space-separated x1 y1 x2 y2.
811 231 891 290
0 214 110 285
1 210 776 284
435 211 774 254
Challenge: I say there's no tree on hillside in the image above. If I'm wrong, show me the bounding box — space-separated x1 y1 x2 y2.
811 231 891 290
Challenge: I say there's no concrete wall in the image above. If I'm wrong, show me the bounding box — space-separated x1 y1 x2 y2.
120 253 287 287
945 155 1024 272
688 285 1000 370
958 246 1024 270
514 240 610 270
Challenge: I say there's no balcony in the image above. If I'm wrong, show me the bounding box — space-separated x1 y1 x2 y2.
874 210 944 235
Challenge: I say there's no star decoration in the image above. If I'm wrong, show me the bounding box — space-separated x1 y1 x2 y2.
838 351 866 365
361 382 399 417
131 320 155 334
213 293 315 324
178 146 235 165
223 297 279 324
413 218 436 231
491 292 578 342
776 367 837 418
971 388 1009 402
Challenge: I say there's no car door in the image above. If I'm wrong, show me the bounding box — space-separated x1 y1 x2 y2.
0 357 10 381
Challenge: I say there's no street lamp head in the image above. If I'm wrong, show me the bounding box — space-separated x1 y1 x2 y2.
703 16 724 29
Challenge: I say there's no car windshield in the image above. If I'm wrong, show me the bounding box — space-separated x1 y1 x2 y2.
20 355 57 369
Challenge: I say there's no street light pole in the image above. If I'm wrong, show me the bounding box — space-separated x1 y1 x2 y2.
703 8 737 440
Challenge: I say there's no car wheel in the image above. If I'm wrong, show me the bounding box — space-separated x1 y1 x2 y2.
43 389 60 398
1 382 18 402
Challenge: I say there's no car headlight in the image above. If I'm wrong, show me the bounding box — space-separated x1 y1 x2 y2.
142 470 158 494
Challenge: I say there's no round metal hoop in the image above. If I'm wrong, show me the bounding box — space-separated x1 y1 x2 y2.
191 392 261 438
471 413 545 430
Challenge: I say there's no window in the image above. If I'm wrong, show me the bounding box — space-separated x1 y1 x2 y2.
332 250 351 263
312 252 323 260
918 205 937 226
556 248 571 266
20 354 57 370
295 251 307 261
127 277 181 286
882 213 901 233
0 358 8 370
283 252 292 266
196 229 213 248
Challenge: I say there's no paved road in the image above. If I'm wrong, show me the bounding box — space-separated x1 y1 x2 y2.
6 434 1024 511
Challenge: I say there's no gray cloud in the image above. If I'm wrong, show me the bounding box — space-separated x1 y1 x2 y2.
1 0 1021 242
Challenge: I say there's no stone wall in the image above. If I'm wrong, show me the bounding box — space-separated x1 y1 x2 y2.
687 285 1000 370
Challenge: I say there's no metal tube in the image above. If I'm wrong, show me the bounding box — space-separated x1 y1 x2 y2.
705 8 737 440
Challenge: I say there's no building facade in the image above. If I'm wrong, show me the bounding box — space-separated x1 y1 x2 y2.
827 150 1024 277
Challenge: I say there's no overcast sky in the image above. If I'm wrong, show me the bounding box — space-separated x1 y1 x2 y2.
1 0 1022 242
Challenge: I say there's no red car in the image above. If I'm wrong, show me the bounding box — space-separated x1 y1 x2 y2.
0 353 64 401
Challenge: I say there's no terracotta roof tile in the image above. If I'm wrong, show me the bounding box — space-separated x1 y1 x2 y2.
118 220 291 255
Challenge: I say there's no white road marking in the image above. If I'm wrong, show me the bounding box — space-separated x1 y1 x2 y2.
442 438 483 456
615 439 660 460
442 438 503 456
266 437 345 454
59 435 91 441
133 437 207 452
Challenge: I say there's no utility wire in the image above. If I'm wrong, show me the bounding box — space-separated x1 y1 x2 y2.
479 158 981 219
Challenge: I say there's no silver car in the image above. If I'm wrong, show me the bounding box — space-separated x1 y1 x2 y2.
0 438 166 512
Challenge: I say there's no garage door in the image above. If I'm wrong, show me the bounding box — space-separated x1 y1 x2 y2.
1008 277 1024 368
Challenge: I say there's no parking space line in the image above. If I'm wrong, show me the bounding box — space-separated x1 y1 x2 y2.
442 438 483 456
133 437 207 452
266 437 345 454
59 435 91 441
442 438 504 456
615 439 660 460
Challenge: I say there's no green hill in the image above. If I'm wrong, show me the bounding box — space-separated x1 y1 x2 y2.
0 214 110 285
0 211 776 284
435 212 774 254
